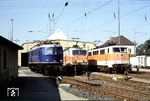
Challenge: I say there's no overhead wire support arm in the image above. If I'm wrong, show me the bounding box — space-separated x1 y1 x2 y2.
54 1 69 27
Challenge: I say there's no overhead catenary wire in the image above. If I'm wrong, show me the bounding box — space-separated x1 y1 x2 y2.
121 4 150 18
48 0 69 33
61 0 150 32
85 2 150 34
59 0 150 37
54 1 69 27
60 0 113 29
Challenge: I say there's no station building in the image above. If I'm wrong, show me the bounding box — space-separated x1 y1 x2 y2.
18 29 96 67
0 36 23 89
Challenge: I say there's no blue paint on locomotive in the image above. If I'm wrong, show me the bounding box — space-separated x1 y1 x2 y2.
28 45 63 65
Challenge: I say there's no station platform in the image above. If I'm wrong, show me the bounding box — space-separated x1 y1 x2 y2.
0 67 87 101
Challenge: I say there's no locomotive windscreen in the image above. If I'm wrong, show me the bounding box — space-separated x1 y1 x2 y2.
45 47 53 55
113 47 127 53
72 50 87 55
45 47 63 55
54 47 63 55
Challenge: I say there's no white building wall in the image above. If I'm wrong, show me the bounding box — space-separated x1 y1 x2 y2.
136 55 146 67
130 55 150 67
130 56 138 67
146 56 150 66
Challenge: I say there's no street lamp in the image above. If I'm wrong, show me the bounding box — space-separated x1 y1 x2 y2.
10 19 13 42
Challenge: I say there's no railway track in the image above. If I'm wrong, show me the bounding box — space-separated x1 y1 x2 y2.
62 77 150 101
129 72 150 79
91 73 150 93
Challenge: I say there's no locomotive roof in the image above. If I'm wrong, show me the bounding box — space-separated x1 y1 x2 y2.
30 44 62 51
64 47 87 51
89 45 128 51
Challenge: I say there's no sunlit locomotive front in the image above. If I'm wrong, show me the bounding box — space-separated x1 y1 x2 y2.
63 47 88 75
88 45 131 73
28 44 63 76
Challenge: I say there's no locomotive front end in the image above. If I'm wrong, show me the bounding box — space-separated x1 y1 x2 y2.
44 46 63 65
111 47 131 72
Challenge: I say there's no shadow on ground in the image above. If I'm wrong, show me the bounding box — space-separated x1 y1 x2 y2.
0 76 61 101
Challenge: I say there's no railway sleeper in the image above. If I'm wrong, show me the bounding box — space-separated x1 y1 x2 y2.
63 77 150 100
92 74 150 92
64 80 138 100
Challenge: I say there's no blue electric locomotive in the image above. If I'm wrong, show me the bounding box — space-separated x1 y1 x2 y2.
28 44 63 75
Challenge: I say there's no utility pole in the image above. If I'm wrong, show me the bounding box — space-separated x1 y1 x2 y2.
118 0 121 44
133 29 136 56
10 19 13 42
48 13 51 35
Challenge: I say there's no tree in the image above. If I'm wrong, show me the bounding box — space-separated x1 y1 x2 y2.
136 39 150 55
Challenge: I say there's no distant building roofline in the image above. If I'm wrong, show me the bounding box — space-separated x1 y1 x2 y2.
99 35 134 48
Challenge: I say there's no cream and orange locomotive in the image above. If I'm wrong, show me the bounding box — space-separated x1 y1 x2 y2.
88 45 131 73
63 46 88 75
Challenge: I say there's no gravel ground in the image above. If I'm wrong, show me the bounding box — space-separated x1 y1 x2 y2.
76 76 150 94
60 86 115 100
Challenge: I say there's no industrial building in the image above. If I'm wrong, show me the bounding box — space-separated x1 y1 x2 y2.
0 36 23 89
18 29 96 67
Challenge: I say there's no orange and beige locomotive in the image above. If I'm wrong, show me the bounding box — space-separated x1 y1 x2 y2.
88 45 131 73
63 45 88 75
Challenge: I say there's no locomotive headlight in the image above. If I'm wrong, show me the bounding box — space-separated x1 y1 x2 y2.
60 59 63 62
46 59 49 62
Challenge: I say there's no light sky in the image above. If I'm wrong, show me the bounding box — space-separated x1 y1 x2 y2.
0 0 150 45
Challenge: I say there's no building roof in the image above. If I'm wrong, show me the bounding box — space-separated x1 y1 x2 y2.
0 35 23 50
99 35 134 48
48 29 67 40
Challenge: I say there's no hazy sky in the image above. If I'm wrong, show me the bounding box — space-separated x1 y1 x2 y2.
0 0 150 45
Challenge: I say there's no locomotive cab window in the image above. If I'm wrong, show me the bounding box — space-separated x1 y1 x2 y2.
53 48 57 55
73 50 79 55
39 48 42 54
113 48 120 52
88 52 92 56
80 50 87 55
128 48 131 53
72 49 87 55
113 47 127 53
100 49 105 54
107 48 109 53
55 47 63 55
93 51 98 55
121 47 127 53
45 47 53 55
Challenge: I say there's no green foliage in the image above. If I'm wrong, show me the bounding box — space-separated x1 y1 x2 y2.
136 39 150 55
